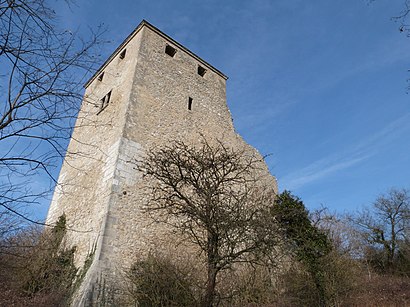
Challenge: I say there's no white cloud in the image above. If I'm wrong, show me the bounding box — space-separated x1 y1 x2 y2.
280 112 410 190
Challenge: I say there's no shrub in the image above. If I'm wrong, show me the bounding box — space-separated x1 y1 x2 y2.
0 215 77 306
126 253 197 306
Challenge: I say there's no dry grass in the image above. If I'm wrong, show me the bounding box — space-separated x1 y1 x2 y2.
344 273 410 307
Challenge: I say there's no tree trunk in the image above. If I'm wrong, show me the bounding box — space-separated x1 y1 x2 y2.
202 229 218 307
201 266 217 307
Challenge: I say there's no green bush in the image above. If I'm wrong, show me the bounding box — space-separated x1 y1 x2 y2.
271 191 332 305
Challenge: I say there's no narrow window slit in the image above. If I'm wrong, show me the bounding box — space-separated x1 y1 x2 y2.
165 45 177 57
188 97 193 110
98 72 104 81
198 65 206 77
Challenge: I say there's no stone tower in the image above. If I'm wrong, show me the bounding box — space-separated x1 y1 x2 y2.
46 20 277 305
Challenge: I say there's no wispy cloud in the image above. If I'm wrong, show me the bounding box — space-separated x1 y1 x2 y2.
280 113 410 190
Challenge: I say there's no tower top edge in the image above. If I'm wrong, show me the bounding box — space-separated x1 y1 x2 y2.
84 19 228 88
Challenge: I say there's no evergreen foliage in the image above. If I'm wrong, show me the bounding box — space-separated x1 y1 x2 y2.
271 191 333 305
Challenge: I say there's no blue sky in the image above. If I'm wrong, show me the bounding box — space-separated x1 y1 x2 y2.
46 0 410 215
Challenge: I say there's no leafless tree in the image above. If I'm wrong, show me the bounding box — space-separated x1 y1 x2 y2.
0 208 20 244
137 139 278 307
0 215 78 305
0 0 104 224
394 1 410 91
392 0 410 35
354 188 410 271
368 0 410 34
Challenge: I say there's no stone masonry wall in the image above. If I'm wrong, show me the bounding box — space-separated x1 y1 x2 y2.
103 26 277 272
46 28 143 268
46 21 277 306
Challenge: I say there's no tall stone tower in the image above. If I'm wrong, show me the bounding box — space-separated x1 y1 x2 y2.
46 20 277 305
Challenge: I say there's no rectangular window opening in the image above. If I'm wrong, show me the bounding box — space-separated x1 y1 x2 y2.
188 97 193 110
198 65 206 77
119 49 126 59
165 45 177 57
97 90 112 114
98 72 104 81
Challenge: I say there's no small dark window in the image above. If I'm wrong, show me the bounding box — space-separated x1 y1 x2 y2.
98 72 104 81
119 49 126 59
165 45 177 57
188 97 193 110
97 90 112 114
198 65 206 77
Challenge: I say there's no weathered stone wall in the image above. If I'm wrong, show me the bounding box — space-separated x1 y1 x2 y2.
46 27 143 267
46 21 277 306
105 25 277 269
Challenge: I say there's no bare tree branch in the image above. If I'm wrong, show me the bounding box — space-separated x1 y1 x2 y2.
0 0 105 226
352 188 410 273
136 138 278 306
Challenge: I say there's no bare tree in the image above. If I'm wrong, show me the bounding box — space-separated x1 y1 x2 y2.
0 208 21 252
0 0 104 223
368 0 410 34
0 215 78 305
392 1 410 92
137 139 278 307
393 0 410 35
354 188 410 272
